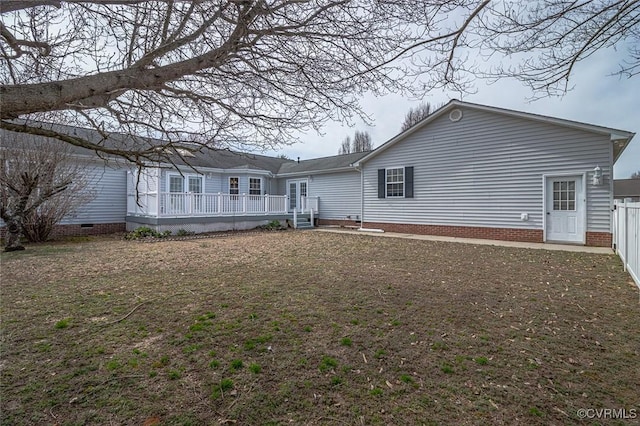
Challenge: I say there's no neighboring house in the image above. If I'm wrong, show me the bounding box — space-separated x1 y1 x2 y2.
614 179 640 202
1 100 635 246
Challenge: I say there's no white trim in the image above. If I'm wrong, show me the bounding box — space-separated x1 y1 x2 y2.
542 172 587 244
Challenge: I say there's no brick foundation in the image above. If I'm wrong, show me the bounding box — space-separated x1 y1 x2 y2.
357 222 612 247
363 222 544 243
0 222 126 240
585 231 612 247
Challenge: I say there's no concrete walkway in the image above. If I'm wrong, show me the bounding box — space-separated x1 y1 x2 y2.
313 226 614 254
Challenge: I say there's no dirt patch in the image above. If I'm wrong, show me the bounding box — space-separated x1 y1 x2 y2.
1 232 638 425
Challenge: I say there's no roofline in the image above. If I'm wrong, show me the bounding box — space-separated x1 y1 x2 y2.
276 165 357 177
354 99 635 166
156 162 274 176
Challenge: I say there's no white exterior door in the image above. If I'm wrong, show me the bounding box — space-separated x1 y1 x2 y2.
287 179 308 212
545 176 585 243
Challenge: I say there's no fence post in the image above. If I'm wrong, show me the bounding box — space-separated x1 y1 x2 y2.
623 200 628 272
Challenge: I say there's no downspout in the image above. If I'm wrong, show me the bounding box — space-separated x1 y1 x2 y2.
359 165 364 227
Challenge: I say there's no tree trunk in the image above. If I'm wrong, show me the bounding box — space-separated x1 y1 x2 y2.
4 217 25 252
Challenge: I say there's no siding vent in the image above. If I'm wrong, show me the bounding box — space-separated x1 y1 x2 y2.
449 109 463 122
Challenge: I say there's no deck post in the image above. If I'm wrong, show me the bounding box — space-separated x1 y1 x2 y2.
293 209 297 229
217 193 222 214
265 194 269 214
310 208 314 227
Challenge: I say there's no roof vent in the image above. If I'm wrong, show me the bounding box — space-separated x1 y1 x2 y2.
449 109 463 122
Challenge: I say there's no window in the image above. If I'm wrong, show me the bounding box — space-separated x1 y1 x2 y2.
169 174 204 193
169 175 184 193
386 167 404 197
378 167 413 199
188 176 202 193
229 177 239 195
249 178 262 195
553 180 576 211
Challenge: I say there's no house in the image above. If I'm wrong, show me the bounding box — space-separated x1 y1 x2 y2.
0 123 368 236
351 100 635 247
0 125 130 237
1 100 635 246
614 179 640 202
125 150 368 233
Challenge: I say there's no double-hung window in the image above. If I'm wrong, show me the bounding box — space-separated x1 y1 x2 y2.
249 178 262 195
378 166 413 199
229 177 239 195
386 167 404 197
169 175 184 193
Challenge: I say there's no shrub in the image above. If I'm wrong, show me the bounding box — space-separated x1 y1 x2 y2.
125 227 171 240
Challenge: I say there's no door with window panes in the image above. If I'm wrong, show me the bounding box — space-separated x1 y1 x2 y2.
287 179 307 212
168 175 185 214
168 174 203 214
545 176 584 243
188 176 203 213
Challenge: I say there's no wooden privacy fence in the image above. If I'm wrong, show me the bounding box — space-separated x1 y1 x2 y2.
613 200 640 288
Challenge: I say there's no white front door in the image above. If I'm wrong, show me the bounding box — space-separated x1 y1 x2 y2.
287 179 308 212
545 176 585 243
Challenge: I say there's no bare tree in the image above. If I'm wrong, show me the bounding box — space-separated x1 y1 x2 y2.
338 131 372 154
352 130 373 153
400 102 440 132
1 1 638 161
338 136 352 155
631 171 640 179
0 133 95 251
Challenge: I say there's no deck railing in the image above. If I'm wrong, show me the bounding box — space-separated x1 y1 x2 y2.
128 192 319 217
157 193 288 216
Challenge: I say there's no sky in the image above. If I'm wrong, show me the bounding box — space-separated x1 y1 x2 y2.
265 46 640 179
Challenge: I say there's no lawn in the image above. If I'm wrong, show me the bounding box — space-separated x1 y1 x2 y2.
1 231 638 425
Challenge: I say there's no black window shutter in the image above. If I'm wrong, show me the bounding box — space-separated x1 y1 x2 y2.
378 169 385 198
405 166 414 198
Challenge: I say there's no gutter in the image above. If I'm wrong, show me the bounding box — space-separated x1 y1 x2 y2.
275 166 357 177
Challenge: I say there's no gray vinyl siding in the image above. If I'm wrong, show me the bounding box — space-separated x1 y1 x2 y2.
275 178 287 196
363 107 613 232
310 171 362 220
61 162 127 224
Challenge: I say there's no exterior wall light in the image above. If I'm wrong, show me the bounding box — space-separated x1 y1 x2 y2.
592 165 602 186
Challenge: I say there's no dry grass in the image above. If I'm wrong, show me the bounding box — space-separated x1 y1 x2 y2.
1 231 638 425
